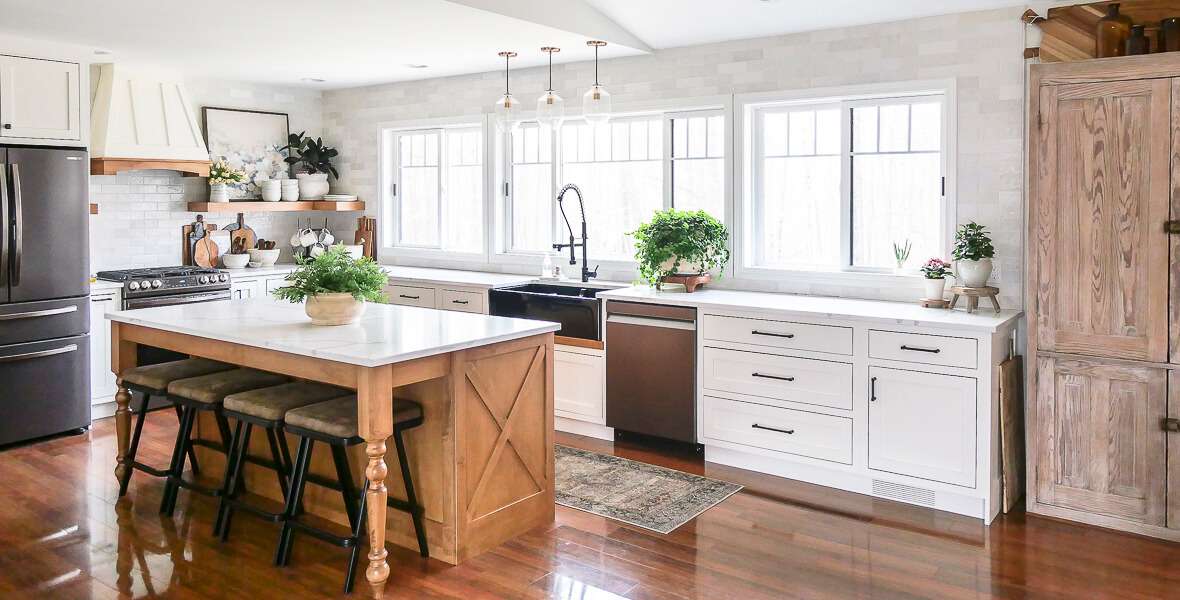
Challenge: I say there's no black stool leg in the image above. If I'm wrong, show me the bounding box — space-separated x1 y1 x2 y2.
394 427 429 558
266 427 291 498
214 420 251 540
118 392 152 497
176 405 200 476
343 478 370 595
330 444 359 528
160 405 196 516
275 437 313 567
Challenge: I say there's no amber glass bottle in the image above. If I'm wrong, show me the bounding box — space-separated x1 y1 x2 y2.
1096 3 1133 58
1126 25 1149 55
1160 17 1180 52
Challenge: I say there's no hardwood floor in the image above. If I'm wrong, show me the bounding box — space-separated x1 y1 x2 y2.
1 413 1178 599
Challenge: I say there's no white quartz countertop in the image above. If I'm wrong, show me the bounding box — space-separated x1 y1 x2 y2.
223 264 300 278
90 279 124 293
597 286 1022 332
106 298 560 367
383 265 538 289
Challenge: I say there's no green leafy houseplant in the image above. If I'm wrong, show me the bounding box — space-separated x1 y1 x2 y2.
282 131 340 178
273 246 387 304
951 222 995 261
631 209 730 289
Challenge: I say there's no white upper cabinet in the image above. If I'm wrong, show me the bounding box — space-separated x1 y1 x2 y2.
0 55 81 142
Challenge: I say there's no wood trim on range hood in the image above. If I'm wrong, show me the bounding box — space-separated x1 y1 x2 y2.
90 63 212 175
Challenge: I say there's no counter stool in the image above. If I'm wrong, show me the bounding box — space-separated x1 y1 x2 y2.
276 396 428 594
214 381 350 540
116 358 235 498
160 368 289 517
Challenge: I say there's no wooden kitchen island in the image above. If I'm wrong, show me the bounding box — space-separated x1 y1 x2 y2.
106 298 558 597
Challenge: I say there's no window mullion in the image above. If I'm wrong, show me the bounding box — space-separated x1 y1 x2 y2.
664 115 674 210
840 102 853 269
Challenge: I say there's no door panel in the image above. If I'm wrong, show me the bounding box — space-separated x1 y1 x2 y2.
0 334 90 445
6 147 89 302
1170 371 1180 529
0 56 81 141
0 296 88 346
1033 80 1169 362
0 147 7 304
605 317 696 443
1034 356 1166 526
1171 80 1180 364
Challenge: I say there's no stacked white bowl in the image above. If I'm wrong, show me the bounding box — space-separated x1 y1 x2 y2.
280 178 300 201
259 179 282 202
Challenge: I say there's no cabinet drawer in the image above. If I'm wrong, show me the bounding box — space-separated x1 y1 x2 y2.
701 314 852 355
702 347 852 410
703 396 852 464
868 330 977 369
439 289 484 313
387 285 436 308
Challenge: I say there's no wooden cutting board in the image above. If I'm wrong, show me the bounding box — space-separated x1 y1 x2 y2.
182 216 218 266
224 213 256 253
193 235 219 268
998 355 1025 513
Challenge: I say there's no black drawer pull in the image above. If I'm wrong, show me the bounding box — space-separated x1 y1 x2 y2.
452 299 470 305
398 294 420 300
870 376 878 402
752 423 794 435
752 330 794 339
900 344 941 354
752 372 794 382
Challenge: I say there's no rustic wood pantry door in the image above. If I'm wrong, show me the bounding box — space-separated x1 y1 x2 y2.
1032 79 1169 363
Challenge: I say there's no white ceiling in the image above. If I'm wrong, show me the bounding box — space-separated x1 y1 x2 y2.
0 0 1028 89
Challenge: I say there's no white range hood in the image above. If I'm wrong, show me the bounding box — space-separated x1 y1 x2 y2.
89 63 210 176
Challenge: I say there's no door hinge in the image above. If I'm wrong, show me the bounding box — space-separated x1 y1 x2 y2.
1165 220 1180 234
1163 418 1180 432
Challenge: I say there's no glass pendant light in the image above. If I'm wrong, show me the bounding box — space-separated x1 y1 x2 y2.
493 51 520 133
583 40 611 126
536 47 564 130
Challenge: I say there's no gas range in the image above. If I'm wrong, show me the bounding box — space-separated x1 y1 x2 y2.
95 266 232 309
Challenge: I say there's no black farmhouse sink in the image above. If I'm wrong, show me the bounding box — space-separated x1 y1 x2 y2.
488 283 603 341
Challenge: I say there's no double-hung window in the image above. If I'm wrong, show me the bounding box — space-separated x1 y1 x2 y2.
746 87 948 273
670 111 725 220
387 125 483 254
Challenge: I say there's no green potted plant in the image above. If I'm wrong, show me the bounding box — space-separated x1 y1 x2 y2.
282 131 340 200
272 246 387 325
631 209 730 291
919 257 952 300
892 239 912 273
951 221 996 287
207 160 245 203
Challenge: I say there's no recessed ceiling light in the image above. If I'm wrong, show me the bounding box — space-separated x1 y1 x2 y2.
301 77 326 83
405 64 429 69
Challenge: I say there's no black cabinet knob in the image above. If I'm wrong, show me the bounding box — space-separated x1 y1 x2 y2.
2 124 11 130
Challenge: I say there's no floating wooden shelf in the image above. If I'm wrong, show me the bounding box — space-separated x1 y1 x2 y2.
91 157 211 177
1027 1 1180 63
187 200 366 213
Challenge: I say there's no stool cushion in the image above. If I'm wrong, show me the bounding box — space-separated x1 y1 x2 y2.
224 382 349 421
285 397 422 439
121 358 234 391
168 369 289 405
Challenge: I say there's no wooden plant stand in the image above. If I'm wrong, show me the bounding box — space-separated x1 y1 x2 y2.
661 273 712 293
920 298 950 309
948 286 1001 314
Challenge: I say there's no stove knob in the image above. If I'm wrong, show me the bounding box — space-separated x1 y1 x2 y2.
151 279 163 289
218 273 228 282
128 281 140 291
199 275 210 284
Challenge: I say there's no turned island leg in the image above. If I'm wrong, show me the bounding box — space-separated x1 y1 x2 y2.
357 366 394 597
113 383 132 484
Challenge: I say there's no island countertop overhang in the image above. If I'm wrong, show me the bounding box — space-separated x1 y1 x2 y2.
105 298 560 368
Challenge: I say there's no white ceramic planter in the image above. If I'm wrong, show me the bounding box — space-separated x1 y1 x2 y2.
305 293 365 326
658 256 705 276
923 277 947 300
955 258 993 287
209 183 230 203
297 173 330 200
260 180 282 202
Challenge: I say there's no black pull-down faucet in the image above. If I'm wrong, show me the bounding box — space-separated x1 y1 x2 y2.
552 183 598 283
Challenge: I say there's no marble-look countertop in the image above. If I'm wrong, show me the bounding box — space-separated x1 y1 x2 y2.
597 286 1022 332
106 297 560 367
383 265 538 289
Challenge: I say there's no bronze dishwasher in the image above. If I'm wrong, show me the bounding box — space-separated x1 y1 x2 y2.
605 300 697 444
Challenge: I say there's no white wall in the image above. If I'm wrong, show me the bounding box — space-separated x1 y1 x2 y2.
323 7 1027 307
87 79 345 272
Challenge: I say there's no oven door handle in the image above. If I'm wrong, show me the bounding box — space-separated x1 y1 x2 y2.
124 291 231 309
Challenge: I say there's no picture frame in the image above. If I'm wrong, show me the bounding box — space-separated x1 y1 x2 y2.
201 106 291 200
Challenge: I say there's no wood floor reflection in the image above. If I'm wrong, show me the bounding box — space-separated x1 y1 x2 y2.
1 412 1178 599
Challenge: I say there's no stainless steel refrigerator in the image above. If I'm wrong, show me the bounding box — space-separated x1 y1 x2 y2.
0 145 90 446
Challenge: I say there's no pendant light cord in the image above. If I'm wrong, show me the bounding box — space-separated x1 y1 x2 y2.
505 54 510 95
548 50 554 92
594 44 599 86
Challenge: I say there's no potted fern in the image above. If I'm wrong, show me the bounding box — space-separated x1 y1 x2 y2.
951 221 996 287
631 209 730 291
282 131 340 200
272 246 387 325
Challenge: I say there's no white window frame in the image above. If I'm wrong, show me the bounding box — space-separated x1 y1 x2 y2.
377 114 491 264
735 79 956 284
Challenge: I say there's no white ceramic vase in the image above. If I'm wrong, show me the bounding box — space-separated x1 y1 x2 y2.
305 293 365 326
209 183 230 203
955 258 993 288
923 277 947 300
297 173 330 200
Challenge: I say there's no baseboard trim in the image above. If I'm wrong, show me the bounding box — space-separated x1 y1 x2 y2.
555 417 614 441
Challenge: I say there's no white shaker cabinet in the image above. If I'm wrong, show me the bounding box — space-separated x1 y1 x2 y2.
868 366 976 488
0 55 81 142
554 347 605 421
89 292 119 404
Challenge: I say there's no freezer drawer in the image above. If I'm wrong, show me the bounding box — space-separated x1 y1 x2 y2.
0 334 90 445
0 296 88 346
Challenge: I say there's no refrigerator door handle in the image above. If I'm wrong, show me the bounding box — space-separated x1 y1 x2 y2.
0 305 78 320
0 343 78 363
10 163 21 286
0 164 7 288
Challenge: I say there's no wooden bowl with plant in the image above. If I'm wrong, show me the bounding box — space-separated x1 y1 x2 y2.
272 246 387 325
632 209 730 292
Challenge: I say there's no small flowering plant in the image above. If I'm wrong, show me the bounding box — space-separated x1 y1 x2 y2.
208 160 246 185
919 257 952 280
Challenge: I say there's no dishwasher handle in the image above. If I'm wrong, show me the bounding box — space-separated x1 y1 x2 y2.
606 314 696 331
